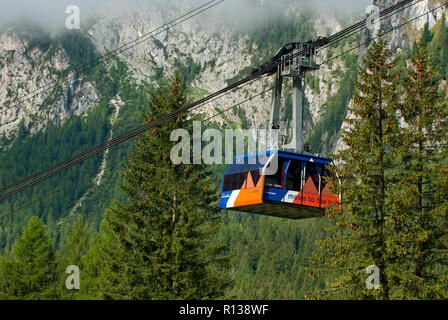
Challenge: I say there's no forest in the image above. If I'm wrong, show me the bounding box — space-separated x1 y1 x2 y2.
0 11 448 299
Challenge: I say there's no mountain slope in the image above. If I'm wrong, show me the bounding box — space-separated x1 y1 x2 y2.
0 0 446 298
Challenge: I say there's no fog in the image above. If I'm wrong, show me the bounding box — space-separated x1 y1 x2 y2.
0 0 106 31
306 0 373 12
0 0 373 32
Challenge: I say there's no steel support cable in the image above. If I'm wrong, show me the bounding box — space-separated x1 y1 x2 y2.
323 2 446 65
0 76 277 219
0 0 436 201
0 73 268 196
6 0 415 113
0 0 419 195
260 0 421 72
326 0 417 44
0 0 418 195
6 0 224 109
0 74 269 201
239 0 422 79
1 0 445 215
0 0 225 194
0 159 176 220
321 0 421 52
203 78 291 122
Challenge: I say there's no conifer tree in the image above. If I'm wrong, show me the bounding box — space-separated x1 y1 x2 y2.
0 217 56 299
0 254 20 299
308 35 400 300
421 22 433 46
97 71 230 299
56 215 90 299
73 235 103 299
429 15 448 80
386 35 448 299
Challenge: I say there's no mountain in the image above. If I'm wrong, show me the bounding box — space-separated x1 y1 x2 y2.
0 0 446 298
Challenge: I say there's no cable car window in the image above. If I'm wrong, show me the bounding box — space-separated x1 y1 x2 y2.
303 162 319 195
222 153 272 191
251 169 262 187
241 171 248 189
286 160 302 192
230 172 245 190
223 174 232 191
230 173 238 190
265 158 284 189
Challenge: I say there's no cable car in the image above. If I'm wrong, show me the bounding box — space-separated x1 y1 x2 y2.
220 150 341 219
221 38 341 219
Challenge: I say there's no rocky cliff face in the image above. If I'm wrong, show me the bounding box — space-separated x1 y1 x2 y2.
90 2 366 143
0 29 98 144
1 0 447 231
1 0 446 151
334 0 447 153
0 0 354 150
378 0 443 47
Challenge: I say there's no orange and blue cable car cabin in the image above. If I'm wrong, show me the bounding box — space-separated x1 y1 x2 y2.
220 150 341 219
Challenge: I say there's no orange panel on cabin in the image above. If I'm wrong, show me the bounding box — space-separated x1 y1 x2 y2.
301 192 321 208
233 186 264 207
233 173 264 207
255 173 263 188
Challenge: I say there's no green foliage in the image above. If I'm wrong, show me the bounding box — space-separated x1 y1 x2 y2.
309 36 401 299
421 22 433 46
385 37 448 299
236 107 249 130
398 19 448 82
0 103 111 251
309 32 448 300
8 22 52 61
96 71 231 299
50 31 119 98
0 217 56 299
306 74 320 94
427 16 448 80
55 215 90 299
218 213 327 299
76 236 102 299
60 31 97 75
174 56 202 84
282 93 293 122
0 31 122 251
225 67 253 86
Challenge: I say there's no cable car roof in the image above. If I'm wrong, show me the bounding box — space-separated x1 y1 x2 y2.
275 150 332 164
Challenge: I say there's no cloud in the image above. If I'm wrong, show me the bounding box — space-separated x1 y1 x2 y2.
184 0 374 33
0 0 373 33
306 0 372 12
0 0 109 32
